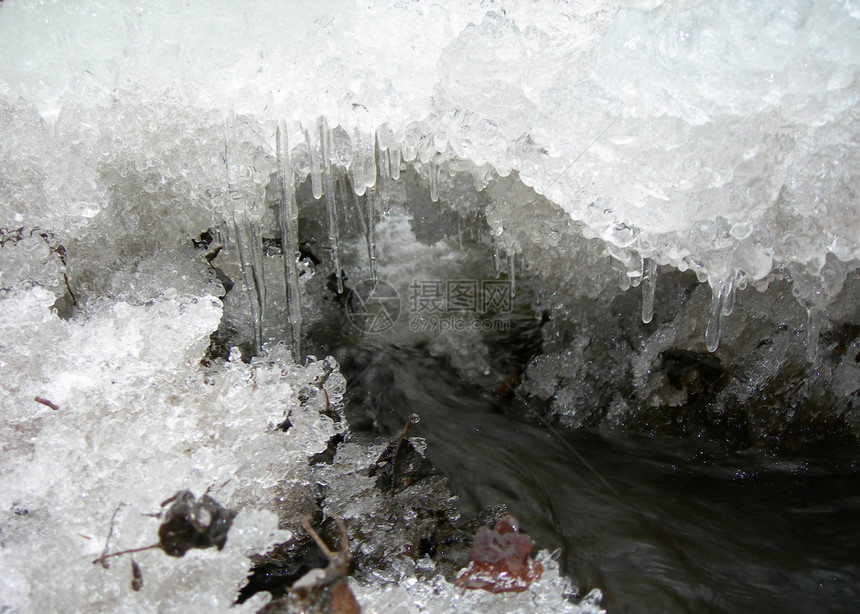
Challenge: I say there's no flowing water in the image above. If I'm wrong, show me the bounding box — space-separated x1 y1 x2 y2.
334 341 860 614
296 213 860 613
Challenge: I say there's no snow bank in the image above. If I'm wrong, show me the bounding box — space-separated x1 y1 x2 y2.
1 0 857 311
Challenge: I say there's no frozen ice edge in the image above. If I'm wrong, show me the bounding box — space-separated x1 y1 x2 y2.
1 0 858 323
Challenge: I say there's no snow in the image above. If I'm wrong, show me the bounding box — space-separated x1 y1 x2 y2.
0 287 342 611
1 0 857 299
0 0 858 611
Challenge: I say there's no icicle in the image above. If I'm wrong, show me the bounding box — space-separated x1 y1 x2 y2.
226 109 264 354
350 130 366 197
336 171 352 235
277 121 302 359
508 253 517 298
607 246 639 291
362 128 377 192
628 252 644 288
317 117 343 293
379 186 391 219
721 275 736 316
492 238 502 277
350 127 377 196
389 146 401 180
705 280 725 352
224 109 239 188
304 122 323 200
429 161 440 203
350 179 378 290
377 144 390 205
641 258 657 324
805 308 822 363
376 142 391 219
360 141 391 288
233 214 265 354
363 186 379 289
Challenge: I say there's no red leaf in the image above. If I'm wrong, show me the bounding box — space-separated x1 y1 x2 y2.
454 515 543 593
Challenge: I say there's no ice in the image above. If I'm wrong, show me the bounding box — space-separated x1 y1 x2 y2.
705 279 726 353
304 123 323 201
389 146 402 181
0 285 352 611
350 126 377 197
508 253 517 298
276 122 302 358
641 259 657 324
0 0 854 306
376 143 391 203
0 229 69 298
528 267 860 442
311 441 603 613
317 117 343 294
1 0 859 610
361 186 380 288
233 213 266 352
805 308 822 363
721 275 736 317
428 161 441 203
349 558 603 614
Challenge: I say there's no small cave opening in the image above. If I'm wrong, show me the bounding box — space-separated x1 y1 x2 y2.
207 158 860 613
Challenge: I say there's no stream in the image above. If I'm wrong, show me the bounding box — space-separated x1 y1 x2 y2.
292 212 860 613
334 340 860 614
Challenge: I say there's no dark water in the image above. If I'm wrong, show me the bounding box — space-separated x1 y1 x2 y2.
334 342 860 614
296 219 860 613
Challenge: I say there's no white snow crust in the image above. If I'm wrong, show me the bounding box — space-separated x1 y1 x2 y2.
1 0 857 300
